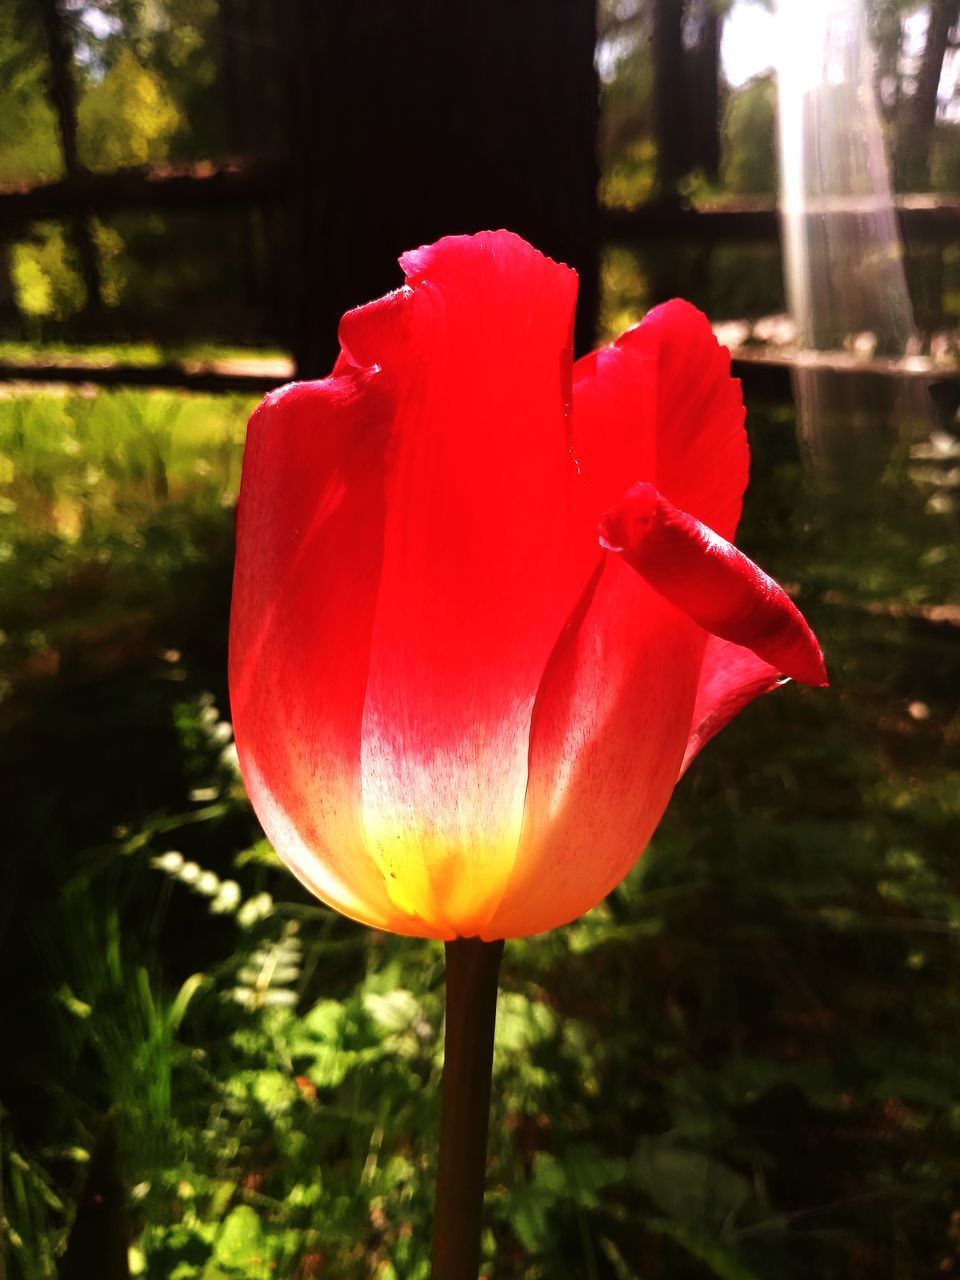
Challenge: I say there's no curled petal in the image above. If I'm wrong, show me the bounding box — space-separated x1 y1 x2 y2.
681 636 784 777
338 285 414 371
600 483 828 688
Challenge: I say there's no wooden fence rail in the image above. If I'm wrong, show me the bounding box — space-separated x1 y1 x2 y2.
603 194 960 245
5 348 960 398
5 161 960 392
6 165 960 246
0 160 288 235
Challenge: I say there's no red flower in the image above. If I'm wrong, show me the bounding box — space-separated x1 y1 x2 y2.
229 231 826 941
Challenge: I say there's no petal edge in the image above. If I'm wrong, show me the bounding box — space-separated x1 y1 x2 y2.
600 482 828 687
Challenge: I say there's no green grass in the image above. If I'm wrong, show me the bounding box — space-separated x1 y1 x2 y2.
0 388 253 687
1 386 959 1279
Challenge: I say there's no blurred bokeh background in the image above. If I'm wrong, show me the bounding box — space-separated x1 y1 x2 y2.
1 1 959 1277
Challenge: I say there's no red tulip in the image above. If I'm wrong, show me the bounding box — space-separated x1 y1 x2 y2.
229 230 826 942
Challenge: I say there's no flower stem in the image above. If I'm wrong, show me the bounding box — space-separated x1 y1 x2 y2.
431 936 504 1279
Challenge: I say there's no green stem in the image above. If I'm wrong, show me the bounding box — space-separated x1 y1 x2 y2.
431 937 504 1280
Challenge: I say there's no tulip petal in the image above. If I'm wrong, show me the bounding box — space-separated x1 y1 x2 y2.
480 306 750 939
481 304 752 936
599 482 828 687
229 376 438 937
572 300 748 540
680 636 784 777
480 558 705 939
347 232 591 935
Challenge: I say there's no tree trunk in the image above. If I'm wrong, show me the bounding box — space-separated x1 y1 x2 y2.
897 0 960 188
278 0 600 376
688 0 723 183
38 0 103 316
652 0 688 197
0 245 18 328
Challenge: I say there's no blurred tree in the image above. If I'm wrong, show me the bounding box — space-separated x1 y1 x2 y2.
75 0 224 162
598 1 656 209
652 0 686 194
599 0 730 203
0 0 62 184
0 0 61 326
721 72 777 195
11 223 84 322
77 49 181 172
686 0 723 182
37 0 103 314
896 0 960 188
930 117 960 187
870 0 908 121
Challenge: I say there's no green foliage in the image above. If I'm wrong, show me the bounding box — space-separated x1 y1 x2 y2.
599 32 656 213
721 75 777 197
9 219 129 323
598 245 650 342
930 123 960 194
77 48 182 171
0 387 249 683
82 0 224 163
11 225 85 322
0 3 61 184
598 238 786 337
601 139 658 212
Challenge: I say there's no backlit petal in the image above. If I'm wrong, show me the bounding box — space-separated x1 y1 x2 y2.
229 377 436 937
350 232 590 935
480 558 705 940
573 299 748 540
